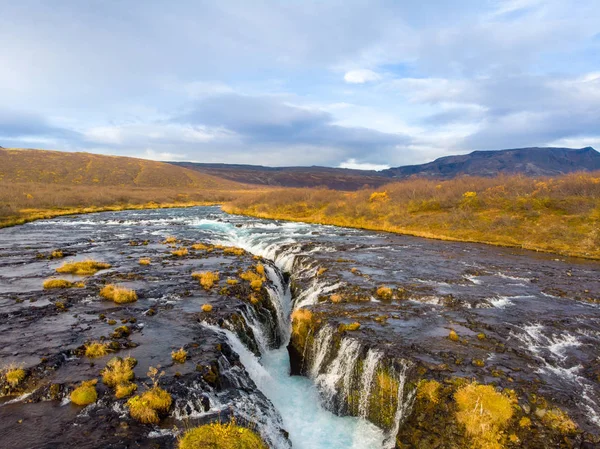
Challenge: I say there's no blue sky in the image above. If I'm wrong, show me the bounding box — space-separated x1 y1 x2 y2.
1 0 599 168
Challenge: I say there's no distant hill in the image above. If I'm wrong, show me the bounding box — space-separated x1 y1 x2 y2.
171 162 391 190
172 147 600 189
0 148 246 189
382 147 600 179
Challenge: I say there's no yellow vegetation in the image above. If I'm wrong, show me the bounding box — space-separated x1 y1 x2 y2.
340 322 361 331
43 279 84 289
240 265 266 291
448 330 460 342
330 293 343 303
139 258 151 265
454 382 514 449
4 365 26 387
50 250 64 259
171 247 188 257
202 304 213 312
163 236 178 244
192 271 220 289
85 341 109 358
115 381 137 399
56 260 111 275
376 286 393 300
191 243 212 251
542 408 578 434
178 421 268 449
223 246 245 256
171 348 187 364
417 379 441 404
70 379 98 406
102 357 136 388
127 386 172 424
291 309 314 344
227 279 239 285
100 284 138 304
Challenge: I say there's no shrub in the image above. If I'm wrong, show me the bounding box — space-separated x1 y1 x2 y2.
102 357 136 388
178 421 268 449
163 236 178 244
85 341 109 358
115 381 137 399
127 387 172 424
4 365 26 387
70 379 98 406
192 271 220 289
100 284 138 304
448 330 460 342
202 304 213 312
376 286 393 300
43 279 80 289
139 258 151 265
454 382 514 449
56 260 111 275
171 247 188 257
369 191 389 202
171 348 187 364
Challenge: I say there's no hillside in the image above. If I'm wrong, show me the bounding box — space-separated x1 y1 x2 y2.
383 146 600 179
170 162 390 190
171 147 600 189
0 148 244 189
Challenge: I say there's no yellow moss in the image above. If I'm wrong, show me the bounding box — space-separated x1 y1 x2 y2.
100 284 138 304
56 260 111 275
127 387 172 424
291 309 314 344
472 358 485 367
139 258 151 265
50 250 64 259
240 267 265 291
43 279 76 289
4 366 26 387
102 357 136 388
70 379 98 405
255 263 265 276
191 243 212 251
178 421 268 449
249 293 260 305
163 236 178 244
317 267 328 276
192 271 220 289
477 333 486 340
115 381 137 399
85 341 109 358
519 417 531 428
171 348 187 364
202 304 213 312
542 408 578 434
340 322 361 331
448 330 460 342
454 382 514 449
227 279 239 285
171 247 188 257
376 286 393 300
223 246 245 256
417 379 441 404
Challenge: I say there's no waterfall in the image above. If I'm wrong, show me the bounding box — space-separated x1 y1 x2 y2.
358 349 383 418
383 361 414 449
308 325 335 378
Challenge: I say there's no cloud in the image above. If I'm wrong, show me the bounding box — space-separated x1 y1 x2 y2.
338 159 390 171
344 69 381 84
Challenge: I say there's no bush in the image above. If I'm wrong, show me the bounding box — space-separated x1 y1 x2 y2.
171 247 188 257
223 247 244 256
202 304 213 312
448 330 459 342
50 250 64 259
171 348 187 364
4 365 26 387
56 260 111 275
330 293 342 303
192 271 220 290
70 379 98 406
542 408 577 434
85 341 109 358
240 266 266 291
191 243 212 251
115 381 137 399
102 357 136 388
139 258 151 265
454 382 514 449
127 387 172 424
178 421 268 449
100 284 138 304
291 309 314 344
43 279 83 289
163 236 178 244
376 286 393 300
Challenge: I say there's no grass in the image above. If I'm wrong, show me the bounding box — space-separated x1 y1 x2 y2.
339 322 361 332
171 247 188 257
100 284 138 304
291 309 314 345
454 382 514 449
50 250 64 259
191 243 212 251
115 381 137 399
224 171 600 259
163 236 178 244
240 265 266 291
376 286 393 300
139 258 151 265
178 421 268 449
85 341 109 358
202 304 213 312
4 365 26 387
171 348 187 364
127 387 172 424
330 293 343 303
542 408 578 434
192 271 220 290
223 246 245 256
43 279 84 289
70 379 98 406
448 330 460 342
102 357 136 388
56 260 111 275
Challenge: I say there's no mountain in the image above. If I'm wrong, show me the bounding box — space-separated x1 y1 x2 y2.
382 147 600 179
0 148 245 189
170 162 391 190
172 147 600 189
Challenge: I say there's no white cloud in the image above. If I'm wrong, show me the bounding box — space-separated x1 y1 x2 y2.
344 69 381 84
338 158 390 170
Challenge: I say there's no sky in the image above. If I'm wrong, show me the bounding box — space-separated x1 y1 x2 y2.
1 0 599 169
